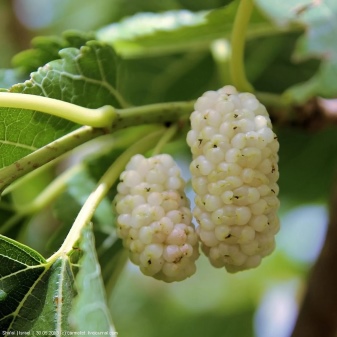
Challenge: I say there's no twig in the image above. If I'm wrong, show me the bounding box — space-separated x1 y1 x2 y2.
0 126 105 193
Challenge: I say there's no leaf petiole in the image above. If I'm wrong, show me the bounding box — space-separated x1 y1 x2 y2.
0 92 117 128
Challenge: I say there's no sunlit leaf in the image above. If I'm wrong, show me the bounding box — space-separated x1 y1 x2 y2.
97 4 270 58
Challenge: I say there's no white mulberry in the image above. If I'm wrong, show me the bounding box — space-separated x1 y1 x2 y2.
114 154 199 282
186 85 280 272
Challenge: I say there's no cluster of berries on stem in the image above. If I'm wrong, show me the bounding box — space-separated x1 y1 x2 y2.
114 86 280 281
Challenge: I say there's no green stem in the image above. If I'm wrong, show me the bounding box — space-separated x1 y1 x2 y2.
47 128 165 262
0 93 117 128
230 0 254 92
0 93 194 128
0 126 105 193
2 155 63 196
114 101 194 129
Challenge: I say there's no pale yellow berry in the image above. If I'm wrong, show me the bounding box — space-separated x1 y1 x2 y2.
187 85 280 272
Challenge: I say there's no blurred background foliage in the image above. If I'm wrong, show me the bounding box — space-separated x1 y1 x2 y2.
0 0 335 336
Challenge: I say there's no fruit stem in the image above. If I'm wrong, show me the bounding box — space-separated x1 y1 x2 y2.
114 101 194 129
47 128 165 261
230 0 254 92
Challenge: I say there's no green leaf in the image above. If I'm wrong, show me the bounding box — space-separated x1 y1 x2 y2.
12 30 96 75
70 224 115 332
97 4 270 58
97 9 208 57
118 51 217 105
0 234 48 329
0 106 75 169
0 41 125 169
97 5 273 104
0 234 77 331
0 234 46 266
11 41 125 109
255 0 337 102
29 257 75 331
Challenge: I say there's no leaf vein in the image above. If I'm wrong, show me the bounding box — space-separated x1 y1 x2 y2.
0 139 37 152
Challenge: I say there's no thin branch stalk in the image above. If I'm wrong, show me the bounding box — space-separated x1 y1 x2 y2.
291 180 337 337
230 0 254 92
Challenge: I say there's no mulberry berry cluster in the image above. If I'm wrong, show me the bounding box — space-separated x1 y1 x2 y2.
114 85 280 281
114 154 199 282
186 85 280 272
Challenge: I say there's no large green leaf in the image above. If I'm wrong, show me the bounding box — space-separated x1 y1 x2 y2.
116 51 216 105
97 4 271 58
255 0 337 102
0 41 124 169
0 235 76 331
97 4 276 105
70 225 115 332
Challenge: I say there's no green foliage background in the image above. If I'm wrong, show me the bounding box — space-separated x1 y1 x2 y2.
1 0 336 335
